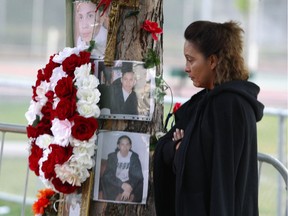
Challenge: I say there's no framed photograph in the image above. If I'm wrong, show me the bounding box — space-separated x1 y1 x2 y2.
93 131 150 204
93 60 156 121
73 1 109 59
57 171 94 216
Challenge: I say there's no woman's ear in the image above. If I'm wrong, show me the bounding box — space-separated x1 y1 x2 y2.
209 54 218 70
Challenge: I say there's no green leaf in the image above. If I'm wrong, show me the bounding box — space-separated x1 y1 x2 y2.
87 40 95 52
143 49 160 69
32 115 40 127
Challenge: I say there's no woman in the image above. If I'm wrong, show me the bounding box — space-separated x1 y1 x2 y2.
101 135 144 202
153 20 264 216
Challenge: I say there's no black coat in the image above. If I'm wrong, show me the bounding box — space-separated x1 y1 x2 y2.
110 79 138 115
101 150 144 202
153 80 264 216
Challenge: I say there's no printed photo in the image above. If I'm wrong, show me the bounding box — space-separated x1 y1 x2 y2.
93 60 156 121
93 131 150 204
73 1 109 59
60 192 82 216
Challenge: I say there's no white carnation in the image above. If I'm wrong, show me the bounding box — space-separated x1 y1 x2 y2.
51 118 72 147
50 66 67 91
53 47 80 64
55 163 82 186
35 81 49 106
25 100 43 125
36 134 54 149
74 63 91 83
70 134 97 147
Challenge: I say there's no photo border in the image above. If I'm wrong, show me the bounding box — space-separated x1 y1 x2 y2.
93 130 150 204
93 59 156 121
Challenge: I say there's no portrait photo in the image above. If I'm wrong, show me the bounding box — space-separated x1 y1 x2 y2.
73 1 109 59
59 192 82 216
93 131 150 204
93 60 156 121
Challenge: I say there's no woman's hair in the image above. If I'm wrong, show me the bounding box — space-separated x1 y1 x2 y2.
184 20 249 84
115 135 132 152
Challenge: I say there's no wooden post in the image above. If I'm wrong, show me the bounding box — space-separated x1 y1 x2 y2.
89 0 163 215
102 0 140 66
64 0 164 215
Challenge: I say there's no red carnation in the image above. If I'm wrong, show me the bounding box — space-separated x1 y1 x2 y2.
141 20 163 40
41 144 73 180
41 102 54 121
71 115 98 141
79 51 91 65
62 54 81 77
41 56 60 82
27 125 38 138
45 91 55 103
52 178 79 194
28 143 43 176
36 118 53 136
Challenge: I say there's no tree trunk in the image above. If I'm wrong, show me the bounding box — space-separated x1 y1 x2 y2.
89 0 163 215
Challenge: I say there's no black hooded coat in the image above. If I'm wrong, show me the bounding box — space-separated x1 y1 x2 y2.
153 80 264 216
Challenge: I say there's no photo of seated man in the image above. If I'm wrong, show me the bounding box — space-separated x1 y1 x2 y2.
93 131 150 204
99 135 144 202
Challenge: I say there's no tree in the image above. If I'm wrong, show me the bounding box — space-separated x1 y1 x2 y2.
64 0 164 215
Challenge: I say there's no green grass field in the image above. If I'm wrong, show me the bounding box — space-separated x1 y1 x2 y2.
0 99 287 215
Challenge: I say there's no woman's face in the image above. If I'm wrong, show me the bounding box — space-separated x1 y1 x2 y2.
77 2 97 43
183 40 216 90
118 138 131 157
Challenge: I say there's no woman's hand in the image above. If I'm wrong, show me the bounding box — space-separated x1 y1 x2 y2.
172 128 184 150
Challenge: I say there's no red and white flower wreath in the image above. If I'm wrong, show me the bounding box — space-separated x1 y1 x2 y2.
25 47 100 194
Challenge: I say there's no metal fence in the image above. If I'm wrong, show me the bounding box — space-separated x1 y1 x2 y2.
0 107 287 215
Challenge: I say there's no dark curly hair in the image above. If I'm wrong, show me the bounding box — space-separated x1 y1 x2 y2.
184 20 249 85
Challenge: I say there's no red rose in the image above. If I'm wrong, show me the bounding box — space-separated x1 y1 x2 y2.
71 115 98 141
62 54 81 77
52 178 79 194
42 144 73 180
55 98 76 120
141 20 163 40
29 143 43 176
173 102 182 114
54 77 75 98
